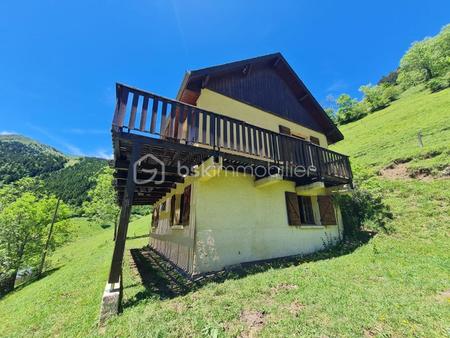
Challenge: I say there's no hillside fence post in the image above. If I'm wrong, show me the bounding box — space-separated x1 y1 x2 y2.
37 196 61 279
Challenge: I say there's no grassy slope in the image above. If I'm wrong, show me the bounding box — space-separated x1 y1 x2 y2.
0 88 449 337
0 217 150 337
333 87 450 175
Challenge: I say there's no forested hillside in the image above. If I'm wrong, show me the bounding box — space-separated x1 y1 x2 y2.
0 135 67 185
42 157 107 206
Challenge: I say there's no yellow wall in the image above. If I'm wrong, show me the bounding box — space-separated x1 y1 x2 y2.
196 88 329 147
193 171 342 274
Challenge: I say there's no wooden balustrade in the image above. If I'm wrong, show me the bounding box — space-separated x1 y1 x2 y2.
112 83 352 181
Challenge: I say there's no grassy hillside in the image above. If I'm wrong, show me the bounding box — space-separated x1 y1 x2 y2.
0 135 67 185
333 87 450 177
0 88 449 337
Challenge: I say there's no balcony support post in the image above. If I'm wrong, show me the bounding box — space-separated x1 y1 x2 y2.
99 142 142 326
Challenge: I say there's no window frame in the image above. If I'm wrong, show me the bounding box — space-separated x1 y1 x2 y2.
298 196 316 225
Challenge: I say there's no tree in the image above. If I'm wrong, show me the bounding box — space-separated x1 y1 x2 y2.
335 94 367 125
83 167 119 226
0 193 71 294
324 107 337 123
378 69 398 86
398 24 450 89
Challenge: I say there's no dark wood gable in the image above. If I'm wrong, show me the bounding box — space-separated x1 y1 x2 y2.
206 66 322 132
179 53 344 144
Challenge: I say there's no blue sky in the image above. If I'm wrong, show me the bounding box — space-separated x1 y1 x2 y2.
1 0 449 158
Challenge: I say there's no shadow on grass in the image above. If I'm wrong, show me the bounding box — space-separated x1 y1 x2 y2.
123 231 374 309
9 267 62 296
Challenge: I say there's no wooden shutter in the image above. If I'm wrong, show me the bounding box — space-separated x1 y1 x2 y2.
310 136 320 146
285 192 301 226
152 206 159 227
170 195 176 226
318 196 336 225
181 185 191 225
279 125 291 135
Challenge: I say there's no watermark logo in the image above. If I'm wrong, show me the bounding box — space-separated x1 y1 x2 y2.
133 153 319 185
133 154 165 185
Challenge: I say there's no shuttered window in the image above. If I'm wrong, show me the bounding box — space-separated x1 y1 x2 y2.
170 194 176 226
279 125 291 135
299 196 315 225
318 196 337 225
285 192 300 225
180 185 191 225
285 192 316 226
310 136 320 146
152 206 160 227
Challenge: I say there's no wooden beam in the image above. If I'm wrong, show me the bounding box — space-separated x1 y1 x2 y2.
201 75 210 88
273 57 281 68
107 142 141 286
299 94 309 102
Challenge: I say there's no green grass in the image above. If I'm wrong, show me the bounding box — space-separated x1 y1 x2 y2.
333 87 450 176
0 216 150 337
0 87 449 337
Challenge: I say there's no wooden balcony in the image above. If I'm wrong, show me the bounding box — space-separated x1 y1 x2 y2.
111 83 352 205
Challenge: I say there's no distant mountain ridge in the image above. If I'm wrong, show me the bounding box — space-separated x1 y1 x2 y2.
0 134 68 185
0 134 108 206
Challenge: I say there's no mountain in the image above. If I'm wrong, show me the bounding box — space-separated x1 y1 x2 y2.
0 134 108 206
0 134 67 185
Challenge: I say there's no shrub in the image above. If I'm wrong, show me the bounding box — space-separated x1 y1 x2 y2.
336 188 393 238
426 75 449 92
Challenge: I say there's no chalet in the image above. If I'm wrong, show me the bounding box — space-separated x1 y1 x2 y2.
100 53 352 321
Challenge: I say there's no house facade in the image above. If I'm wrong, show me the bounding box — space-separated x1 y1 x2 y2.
101 53 352 322
145 54 352 276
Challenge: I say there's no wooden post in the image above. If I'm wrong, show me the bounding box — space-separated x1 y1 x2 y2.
107 143 141 286
37 196 61 279
100 143 141 325
417 130 423 148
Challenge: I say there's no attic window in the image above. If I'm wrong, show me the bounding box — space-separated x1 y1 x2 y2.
279 125 291 135
310 136 320 146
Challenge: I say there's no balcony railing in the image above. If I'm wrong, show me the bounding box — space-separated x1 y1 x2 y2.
112 83 352 182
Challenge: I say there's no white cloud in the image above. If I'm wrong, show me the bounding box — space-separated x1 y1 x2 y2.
65 128 108 135
93 150 113 160
27 124 85 156
0 130 17 135
326 80 348 93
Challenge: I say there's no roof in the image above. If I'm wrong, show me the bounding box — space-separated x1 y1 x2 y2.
176 53 343 144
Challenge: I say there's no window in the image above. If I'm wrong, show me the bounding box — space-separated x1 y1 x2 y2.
310 136 320 146
298 196 315 225
318 196 336 225
180 185 191 225
160 201 166 211
279 125 291 135
285 192 316 226
170 195 176 226
152 206 160 227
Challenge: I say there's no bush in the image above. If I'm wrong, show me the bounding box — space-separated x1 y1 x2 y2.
336 188 393 238
335 94 368 125
426 75 449 92
381 85 400 102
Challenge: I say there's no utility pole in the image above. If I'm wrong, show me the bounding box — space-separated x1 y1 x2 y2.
37 196 61 278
